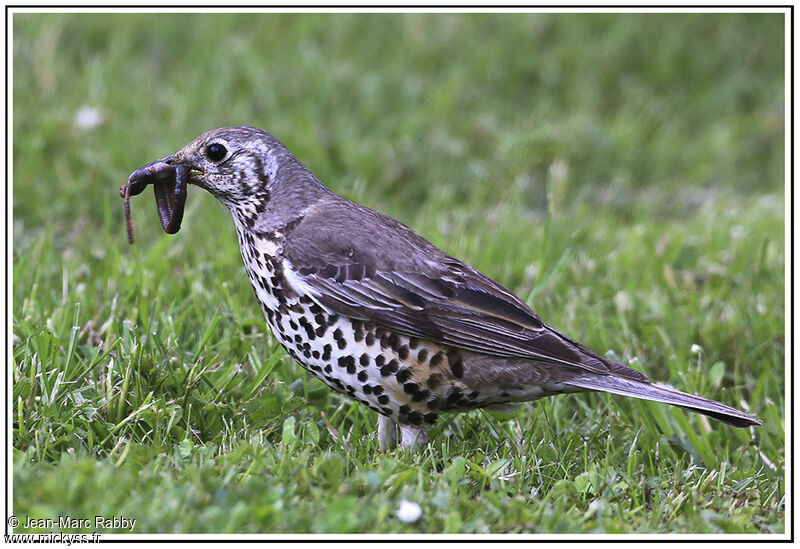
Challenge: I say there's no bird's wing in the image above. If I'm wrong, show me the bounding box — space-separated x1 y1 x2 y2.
282 200 648 382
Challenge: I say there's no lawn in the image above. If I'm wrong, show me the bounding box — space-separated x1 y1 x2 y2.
11 12 785 535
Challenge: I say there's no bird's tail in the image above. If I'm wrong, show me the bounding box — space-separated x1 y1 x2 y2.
568 375 761 428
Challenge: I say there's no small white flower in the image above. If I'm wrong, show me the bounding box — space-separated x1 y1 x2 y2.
73 106 104 130
396 499 422 523
690 344 703 354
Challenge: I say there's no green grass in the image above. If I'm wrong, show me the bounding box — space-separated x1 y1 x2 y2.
12 12 785 534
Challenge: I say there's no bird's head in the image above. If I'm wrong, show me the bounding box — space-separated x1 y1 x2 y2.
124 126 326 239
171 126 279 203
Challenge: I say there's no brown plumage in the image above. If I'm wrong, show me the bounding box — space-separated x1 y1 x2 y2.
124 126 761 449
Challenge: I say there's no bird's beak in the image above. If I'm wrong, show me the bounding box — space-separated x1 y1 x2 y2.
123 154 188 238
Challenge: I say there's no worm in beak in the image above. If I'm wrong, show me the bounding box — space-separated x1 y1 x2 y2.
120 157 188 243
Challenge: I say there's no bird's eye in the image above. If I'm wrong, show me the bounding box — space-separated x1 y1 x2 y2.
205 143 228 162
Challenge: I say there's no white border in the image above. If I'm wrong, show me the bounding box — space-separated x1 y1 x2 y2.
4 3 792 543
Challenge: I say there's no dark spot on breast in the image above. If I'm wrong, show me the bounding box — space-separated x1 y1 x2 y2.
449 357 464 378
426 373 443 389
395 368 411 383
377 395 390 405
427 398 443 410
411 389 430 402
429 352 445 368
446 387 462 403
397 345 409 360
359 353 370 367
354 326 365 342
357 371 368 382
407 411 422 425
416 349 428 363
403 382 419 394
337 355 356 373
333 327 347 349
385 358 399 373
298 316 316 339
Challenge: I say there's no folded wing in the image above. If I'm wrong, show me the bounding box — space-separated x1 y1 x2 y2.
283 200 649 383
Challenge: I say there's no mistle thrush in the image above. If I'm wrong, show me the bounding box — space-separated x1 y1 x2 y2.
123 126 761 449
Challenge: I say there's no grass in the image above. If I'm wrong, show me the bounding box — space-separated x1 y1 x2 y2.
11 12 785 535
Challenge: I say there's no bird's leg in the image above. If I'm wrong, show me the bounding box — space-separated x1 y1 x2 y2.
378 416 428 451
377 415 398 450
399 424 428 450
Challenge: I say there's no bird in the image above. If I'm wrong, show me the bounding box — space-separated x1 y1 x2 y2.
124 125 761 450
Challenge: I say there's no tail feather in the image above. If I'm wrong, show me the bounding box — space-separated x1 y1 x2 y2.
568 375 761 428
